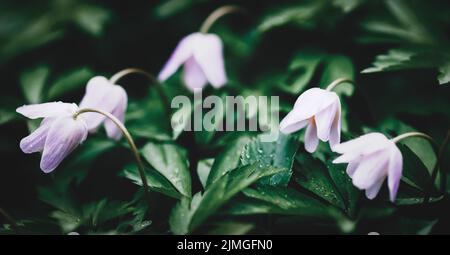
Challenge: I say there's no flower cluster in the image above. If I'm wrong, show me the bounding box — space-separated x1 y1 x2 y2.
16 6 433 204
278 83 408 201
17 77 127 172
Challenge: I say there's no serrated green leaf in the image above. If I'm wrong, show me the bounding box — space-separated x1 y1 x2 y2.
121 165 182 199
206 134 252 187
240 187 330 217
295 153 346 210
141 142 191 197
170 164 284 234
197 158 214 189
240 133 299 186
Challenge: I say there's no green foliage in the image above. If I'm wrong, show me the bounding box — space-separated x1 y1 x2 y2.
170 164 284 234
1 0 449 235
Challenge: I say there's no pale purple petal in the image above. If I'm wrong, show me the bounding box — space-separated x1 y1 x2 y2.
365 178 384 200
79 76 122 131
20 118 55 153
104 86 127 140
182 57 208 92
158 33 199 82
294 88 337 120
192 33 227 88
40 116 88 173
279 111 308 134
314 101 338 142
387 144 403 202
346 160 360 178
332 132 389 154
304 119 319 153
329 98 342 149
352 150 389 190
16 102 77 119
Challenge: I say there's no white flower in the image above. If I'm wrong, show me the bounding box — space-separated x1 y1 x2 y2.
79 76 128 140
333 132 403 202
158 32 227 92
17 102 88 173
280 88 341 152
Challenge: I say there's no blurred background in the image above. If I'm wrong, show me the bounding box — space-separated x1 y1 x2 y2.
0 0 449 234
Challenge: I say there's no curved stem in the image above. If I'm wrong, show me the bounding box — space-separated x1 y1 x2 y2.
200 5 243 34
326 78 356 91
74 108 150 201
109 68 171 119
0 207 17 232
392 132 441 204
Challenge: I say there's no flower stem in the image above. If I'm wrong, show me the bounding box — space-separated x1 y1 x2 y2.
74 108 150 201
109 68 171 119
326 78 356 91
0 207 18 232
392 132 441 204
200 5 243 34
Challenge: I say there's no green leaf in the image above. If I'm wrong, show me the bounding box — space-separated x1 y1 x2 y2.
399 144 435 192
332 0 363 13
141 142 191 197
258 1 326 33
281 50 324 94
72 5 111 37
295 153 346 210
240 133 299 186
207 221 254 235
47 67 94 100
197 158 214 189
326 162 359 215
438 61 450 85
320 55 355 96
169 164 284 234
0 108 17 125
206 134 252 187
238 187 330 217
20 65 49 103
121 165 182 199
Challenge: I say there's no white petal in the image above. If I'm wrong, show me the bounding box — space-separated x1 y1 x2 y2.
387 143 403 202
40 116 88 173
16 102 78 119
346 160 360 178
104 86 127 140
291 88 337 121
329 98 342 149
315 100 338 142
279 110 308 134
19 118 55 153
352 150 389 190
182 57 208 92
304 119 319 153
158 33 199 82
192 33 227 88
365 177 385 200
79 76 124 131
333 132 390 154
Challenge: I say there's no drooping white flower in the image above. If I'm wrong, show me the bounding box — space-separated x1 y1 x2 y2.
332 132 403 202
158 32 227 92
280 88 341 152
17 102 88 173
79 76 128 140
